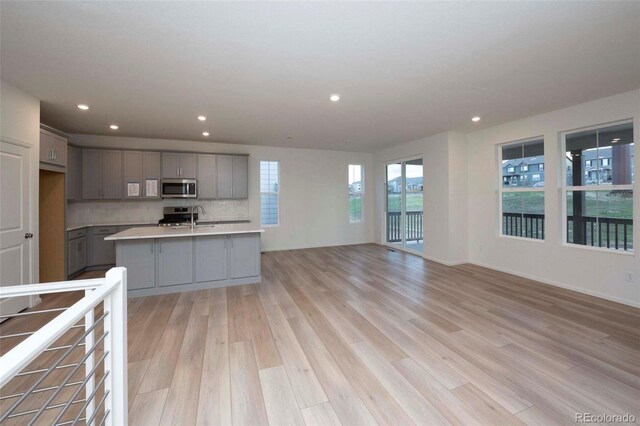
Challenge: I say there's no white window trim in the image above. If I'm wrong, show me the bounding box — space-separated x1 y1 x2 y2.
560 119 634 253
498 136 545 241
348 164 364 223
260 160 280 227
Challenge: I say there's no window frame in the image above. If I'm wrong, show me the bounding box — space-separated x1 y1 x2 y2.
348 164 364 223
560 120 634 254
260 160 280 227
498 136 545 242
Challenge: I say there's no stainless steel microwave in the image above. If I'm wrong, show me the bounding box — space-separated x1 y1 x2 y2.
161 179 197 198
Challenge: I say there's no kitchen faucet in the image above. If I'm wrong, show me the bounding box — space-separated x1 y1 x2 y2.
191 205 206 229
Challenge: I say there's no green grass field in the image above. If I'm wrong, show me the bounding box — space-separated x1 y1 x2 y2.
385 193 423 212
502 191 633 219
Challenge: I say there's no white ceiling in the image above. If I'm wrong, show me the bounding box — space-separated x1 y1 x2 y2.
1 2 639 152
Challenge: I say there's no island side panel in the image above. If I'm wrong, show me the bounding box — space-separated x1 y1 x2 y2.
116 239 156 290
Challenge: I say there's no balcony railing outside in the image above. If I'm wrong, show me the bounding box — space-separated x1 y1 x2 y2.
500 212 633 251
386 211 423 243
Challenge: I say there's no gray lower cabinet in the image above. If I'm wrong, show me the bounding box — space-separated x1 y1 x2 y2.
90 226 117 265
158 238 193 287
67 229 87 276
116 232 261 296
195 235 228 282
229 233 260 278
118 240 155 290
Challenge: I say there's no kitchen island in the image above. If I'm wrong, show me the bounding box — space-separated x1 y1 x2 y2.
106 223 264 297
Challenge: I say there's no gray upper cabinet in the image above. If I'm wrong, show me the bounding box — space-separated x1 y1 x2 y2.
232 155 249 198
123 151 143 199
102 150 122 199
40 128 67 168
180 153 197 179
82 149 103 200
215 155 234 198
162 153 180 179
195 235 228 282
162 152 197 179
215 155 248 199
158 238 193 287
143 152 161 198
197 154 216 199
229 233 260 279
82 149 122 200
66 145 81 201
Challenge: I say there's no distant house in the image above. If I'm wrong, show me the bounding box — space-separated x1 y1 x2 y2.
387 176 423 193
349 181 363 193
502 158 545 187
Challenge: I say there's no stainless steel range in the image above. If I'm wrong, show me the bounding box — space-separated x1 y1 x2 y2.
157 207 198 227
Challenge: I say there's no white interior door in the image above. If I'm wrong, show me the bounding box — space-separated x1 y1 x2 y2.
0 141 32 317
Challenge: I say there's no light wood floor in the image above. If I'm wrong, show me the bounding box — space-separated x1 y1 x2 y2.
3 243 640 425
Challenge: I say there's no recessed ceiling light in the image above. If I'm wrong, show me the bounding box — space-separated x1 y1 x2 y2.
471 116 481 122
109 124 119 130
330 94 340 102
77 104 89 110
197 115 207 121
202 131 210 137
612 138 620 143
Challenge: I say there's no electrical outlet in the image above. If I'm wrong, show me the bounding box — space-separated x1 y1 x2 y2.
625 272 633 283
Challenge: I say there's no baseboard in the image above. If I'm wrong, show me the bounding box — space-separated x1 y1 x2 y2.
467 260 640 309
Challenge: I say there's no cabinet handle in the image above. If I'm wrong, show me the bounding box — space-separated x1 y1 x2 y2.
151 243 154 254
159 242 162 253
230 238 234 248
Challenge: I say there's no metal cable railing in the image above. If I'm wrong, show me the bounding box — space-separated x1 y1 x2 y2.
0 267 128 426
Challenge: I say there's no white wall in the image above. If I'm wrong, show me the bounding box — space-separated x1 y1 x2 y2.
69 134 374 251
373 131 468 265
466 90 640 307
0 79 41 283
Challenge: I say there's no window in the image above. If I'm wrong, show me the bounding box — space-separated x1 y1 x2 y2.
507 166 515 173
521 165 529 172
500 138 545 240
348 164 363 223
563 121 633 252
260 161 279 226
585 160 593 167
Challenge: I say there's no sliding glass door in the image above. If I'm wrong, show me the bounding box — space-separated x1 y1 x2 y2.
385 158 423 252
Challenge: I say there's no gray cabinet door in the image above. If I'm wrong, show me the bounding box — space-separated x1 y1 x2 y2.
39 130 51 163
215 155 233 198
50 134 67 167
67 146 78 200
229 233 260 279
180 153 197 179
118 240 155 290
82 149 103 199
77 237 87 270
197 154 216 199
90 234 116 265
123 151 143 199
158 238 193 286
102 150 122 199
232 156 248 199
143 152 161 198
68 239 78 275
195 235 227 282
162 153 180 178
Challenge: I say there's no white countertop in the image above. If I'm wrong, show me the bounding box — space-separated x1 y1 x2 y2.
105 223 264 241
67 218 251 231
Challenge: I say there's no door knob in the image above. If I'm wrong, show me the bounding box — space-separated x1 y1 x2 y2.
25 233 34 239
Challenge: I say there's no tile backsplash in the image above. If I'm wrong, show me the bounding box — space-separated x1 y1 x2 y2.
67 199 250 225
